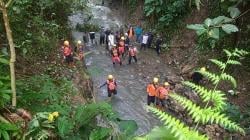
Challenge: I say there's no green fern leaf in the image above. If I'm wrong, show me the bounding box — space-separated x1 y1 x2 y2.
148 106 209 140
223 49 232 57
209 59 226 69
170 94 245 135
199 71 220 85
183 81 226 110
227 60 241 65
220 73 237 88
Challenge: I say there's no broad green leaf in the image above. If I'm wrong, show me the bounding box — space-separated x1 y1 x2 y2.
0 58 9 64
222 24 239 34
204 18 212 27
213 16 233 25
228 7 241 18
187 24 206 35
209 28 219 39
2 131 10 140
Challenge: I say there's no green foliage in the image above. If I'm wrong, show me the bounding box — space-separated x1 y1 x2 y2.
0 55 11 108
0 122 18 140
138 106 209 140
144 0 189 31
24 112 59 140
139 49 247 139
89 127 111 140
76 23 100 32
0 0 86 58
187 15 239 49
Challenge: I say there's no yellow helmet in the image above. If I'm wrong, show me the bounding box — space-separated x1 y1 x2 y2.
64 40 69 46
164 82 170 86
121 36 125 40
108 75 113 80
77 40 81 44
153 77 159 83
200 67 206 72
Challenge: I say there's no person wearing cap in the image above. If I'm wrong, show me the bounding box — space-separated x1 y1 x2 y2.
62 40 74 67
99 75 117 100
111 44 122 66
156 82 171 110
76 40 84 60
191 67 206 85
146 77 159 105
128 44 137 64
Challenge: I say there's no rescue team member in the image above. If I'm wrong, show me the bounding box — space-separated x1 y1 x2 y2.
156 82 170 110
118 36 125 57
146 77 159 105
128 44 137 64
62 40 74 67
99 75 117 101
191 67 206 85
76 40 84 60
111 44 122 66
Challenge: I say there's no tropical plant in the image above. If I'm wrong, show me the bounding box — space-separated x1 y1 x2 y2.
144 0 189 31
0 121 19 140
24 111 59 140
0 55 11 108
137 48 248 140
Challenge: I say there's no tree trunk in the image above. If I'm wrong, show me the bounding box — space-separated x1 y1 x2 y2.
1 5 17 107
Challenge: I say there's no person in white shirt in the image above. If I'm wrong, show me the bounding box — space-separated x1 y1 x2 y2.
140 33 148 50
108 32 115 51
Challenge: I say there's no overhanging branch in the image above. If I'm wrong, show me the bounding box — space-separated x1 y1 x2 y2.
5 0 13 8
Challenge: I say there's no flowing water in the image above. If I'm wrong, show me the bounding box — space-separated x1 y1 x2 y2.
68 0 181 135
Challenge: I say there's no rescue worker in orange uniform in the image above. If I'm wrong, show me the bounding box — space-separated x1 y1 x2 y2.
76 40 84 61
62 40 74 67
111 44 122 66
128 44 137 64
99 75 117 100
156 82 170 110
118 36 125 57
146 77 159 105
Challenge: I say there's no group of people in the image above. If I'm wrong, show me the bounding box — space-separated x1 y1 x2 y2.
99 74 172 111
61 40 84 67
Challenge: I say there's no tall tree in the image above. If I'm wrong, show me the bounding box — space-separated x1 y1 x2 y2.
0 0 17 107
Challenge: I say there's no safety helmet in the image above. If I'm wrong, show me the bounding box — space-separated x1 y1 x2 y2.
164 82 170 86
77 40 81 44
200 67 206 72
64 40 69 46
113 44 117 47
125 33 128 36
153 77 159 83
121 36 125 40
108 75 113 80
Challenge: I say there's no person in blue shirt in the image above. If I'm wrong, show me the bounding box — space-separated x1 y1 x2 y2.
135 25 143 43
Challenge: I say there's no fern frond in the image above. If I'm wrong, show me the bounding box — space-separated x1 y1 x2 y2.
170 94 245 135
220 73 237 88
223 49 232 57
227 60 241 65
235 48 249 56
199 71 220 85
148 106 208 140
183 81 226 110
209 59 226 70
